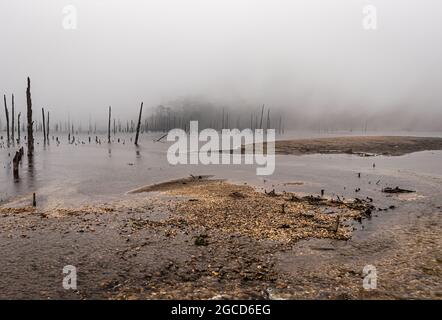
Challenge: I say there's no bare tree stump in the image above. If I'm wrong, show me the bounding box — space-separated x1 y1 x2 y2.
17 112 21 142
108 106 111 143
13 151 19 180
42 108 46 144
12 147 24 180
46 111 50 142
135 102 143 146
26 77 34 156
11 94 15 145
259 104 264 129
4 94 9 146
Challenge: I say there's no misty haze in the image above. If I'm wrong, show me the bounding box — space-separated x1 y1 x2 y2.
0 0 441 303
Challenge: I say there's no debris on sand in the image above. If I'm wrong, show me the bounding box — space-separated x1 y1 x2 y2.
265 189 277 197
194 234 209 246
229 191 246 199
136 179 377 243
382 187 415 194
282 182 304 186
290 195 327 205
0 206 36 214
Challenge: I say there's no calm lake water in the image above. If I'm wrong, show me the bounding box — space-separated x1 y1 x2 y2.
1 131 442 213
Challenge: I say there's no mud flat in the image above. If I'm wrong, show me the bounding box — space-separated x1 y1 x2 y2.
0 176 439 299
0 177 374 299
255 136 442 156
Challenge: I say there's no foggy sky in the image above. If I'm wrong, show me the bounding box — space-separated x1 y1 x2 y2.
0 0 441 130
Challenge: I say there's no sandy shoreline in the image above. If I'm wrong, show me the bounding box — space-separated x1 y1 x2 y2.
130 176 373 243
0 176 440 299
247 136 442 156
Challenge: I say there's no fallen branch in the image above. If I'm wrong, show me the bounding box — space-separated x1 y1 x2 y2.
382 187 415 194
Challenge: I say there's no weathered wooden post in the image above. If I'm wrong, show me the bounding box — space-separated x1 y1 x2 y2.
108 106 111 143
26 77 34 156
135 102 143 146
42 108 46 144
4 94 10 146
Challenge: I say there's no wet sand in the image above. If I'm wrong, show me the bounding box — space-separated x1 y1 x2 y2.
257 136 442 156
0 176 440 299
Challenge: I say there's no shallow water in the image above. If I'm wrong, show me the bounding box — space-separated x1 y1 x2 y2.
0 131 441 299
1 131 442 210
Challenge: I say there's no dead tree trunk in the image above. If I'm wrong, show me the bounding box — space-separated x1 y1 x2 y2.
135 102 143 146
226 112 229 129
278 116 282 134
259 104 264 129
11 94 15 144
17 112 21 142
47 111 50 141
12 146 24 180
13 152 19 179
4 94 9 146
108 106 111 143
266 109 270 130
26 77 34 156
42 108 46 144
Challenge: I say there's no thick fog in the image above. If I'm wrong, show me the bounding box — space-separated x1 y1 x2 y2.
0 0 441 131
